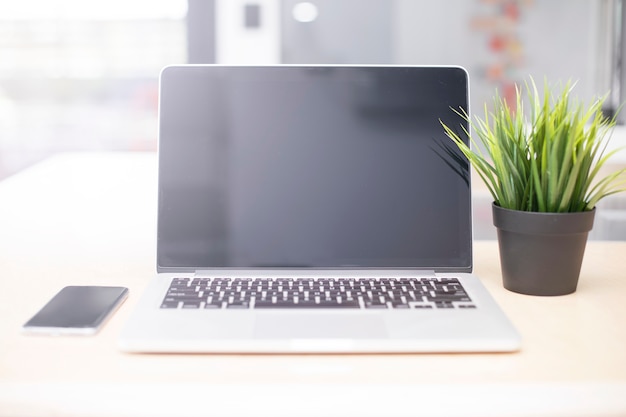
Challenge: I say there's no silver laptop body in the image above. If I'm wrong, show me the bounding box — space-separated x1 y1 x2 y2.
119 65 521 353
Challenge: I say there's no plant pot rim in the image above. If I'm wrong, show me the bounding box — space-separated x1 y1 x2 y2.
492 202 596 216
492 202 596 235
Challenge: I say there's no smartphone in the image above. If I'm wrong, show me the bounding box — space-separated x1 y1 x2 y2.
22 286 129 335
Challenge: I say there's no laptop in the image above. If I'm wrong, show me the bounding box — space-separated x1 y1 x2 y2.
118 65 521 353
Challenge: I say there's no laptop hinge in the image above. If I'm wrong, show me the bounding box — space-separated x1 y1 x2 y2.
192 269 439 277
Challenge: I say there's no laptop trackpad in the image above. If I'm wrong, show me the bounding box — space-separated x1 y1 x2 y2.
253 313 387 339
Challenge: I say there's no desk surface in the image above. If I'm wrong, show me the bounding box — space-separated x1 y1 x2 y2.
1 153 625 417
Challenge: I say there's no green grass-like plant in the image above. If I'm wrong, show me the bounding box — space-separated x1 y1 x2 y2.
441 79 626 212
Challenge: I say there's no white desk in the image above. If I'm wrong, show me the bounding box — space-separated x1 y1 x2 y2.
1 153 625 417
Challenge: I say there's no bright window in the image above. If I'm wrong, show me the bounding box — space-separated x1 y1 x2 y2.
0 0 187 178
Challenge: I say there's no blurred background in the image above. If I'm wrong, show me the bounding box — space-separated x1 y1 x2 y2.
1 0 625 238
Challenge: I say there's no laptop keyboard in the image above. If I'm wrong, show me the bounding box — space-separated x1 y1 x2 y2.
160 277 475 310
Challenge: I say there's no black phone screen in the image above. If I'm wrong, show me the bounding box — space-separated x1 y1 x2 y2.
23 286 128 334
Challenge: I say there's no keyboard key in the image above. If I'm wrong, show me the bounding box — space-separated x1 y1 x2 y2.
182 301 201 309
365 301 388 309
204 301 223 309
254 300 360 308
390 301 410 309
160 302 179 309
226 301 249 309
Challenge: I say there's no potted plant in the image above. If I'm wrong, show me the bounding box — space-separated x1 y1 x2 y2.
441 79 626 296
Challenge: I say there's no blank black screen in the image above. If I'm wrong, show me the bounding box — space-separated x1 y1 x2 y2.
24 286 128 328
157 66 471 270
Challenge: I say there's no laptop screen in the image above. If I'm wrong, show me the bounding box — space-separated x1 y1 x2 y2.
157 66 471 271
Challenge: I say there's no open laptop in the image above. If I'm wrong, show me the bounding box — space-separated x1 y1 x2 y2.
118 65 521 353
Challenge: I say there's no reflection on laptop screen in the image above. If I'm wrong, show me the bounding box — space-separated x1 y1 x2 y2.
157 66 470 270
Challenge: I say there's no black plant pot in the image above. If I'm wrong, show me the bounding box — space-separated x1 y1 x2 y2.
492 203 595 296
